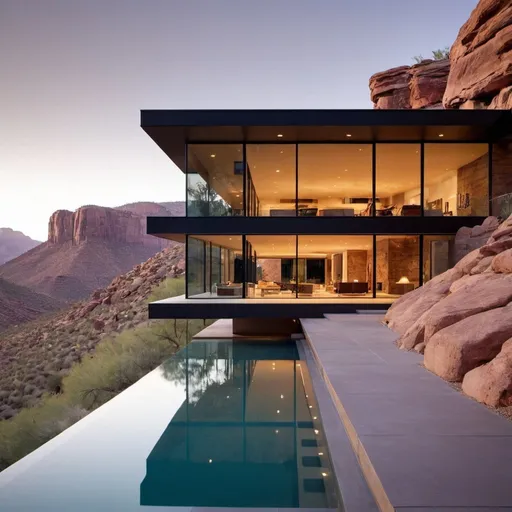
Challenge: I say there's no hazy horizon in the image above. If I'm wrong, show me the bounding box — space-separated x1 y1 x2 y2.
1 0 478 241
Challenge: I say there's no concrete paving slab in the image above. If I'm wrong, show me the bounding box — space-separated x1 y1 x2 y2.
301 315 512 511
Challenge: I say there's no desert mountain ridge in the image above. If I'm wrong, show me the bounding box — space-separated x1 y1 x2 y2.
0 201 184 302
0 228 41 266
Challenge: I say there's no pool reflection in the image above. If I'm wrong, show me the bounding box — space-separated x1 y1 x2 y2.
140 340 338 508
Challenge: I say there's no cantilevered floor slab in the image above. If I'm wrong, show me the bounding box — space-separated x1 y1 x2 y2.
301 314 512 511
150 295 394 319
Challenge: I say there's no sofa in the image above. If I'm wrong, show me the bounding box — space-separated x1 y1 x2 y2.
334 282 369 295
216 283 243 297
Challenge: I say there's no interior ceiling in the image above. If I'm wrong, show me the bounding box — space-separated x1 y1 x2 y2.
190 143 488 201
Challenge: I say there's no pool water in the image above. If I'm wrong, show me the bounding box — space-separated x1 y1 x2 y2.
0 340 340 510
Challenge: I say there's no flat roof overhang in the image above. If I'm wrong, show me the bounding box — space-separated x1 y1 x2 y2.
140 109 512 171
147 215 486 242
149 295 392 319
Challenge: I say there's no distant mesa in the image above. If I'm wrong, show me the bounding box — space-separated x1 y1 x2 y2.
0 201 184 302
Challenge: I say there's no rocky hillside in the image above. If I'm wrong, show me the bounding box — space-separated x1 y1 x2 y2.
369 0 512 109
385 214 512 409
0 244 185 420
0 202 183 302
0 228 40 265
0 279 62 331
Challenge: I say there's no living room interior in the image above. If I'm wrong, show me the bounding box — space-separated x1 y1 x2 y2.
186 234 454 300
187 142 489 218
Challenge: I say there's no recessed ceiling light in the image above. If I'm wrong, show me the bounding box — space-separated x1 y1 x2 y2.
236 194 240 197
210 154 216 158
358 148 362 151
439 133 444 138
344 169 348 172
277 133 283 138
276 169 280 173
346 134 352 138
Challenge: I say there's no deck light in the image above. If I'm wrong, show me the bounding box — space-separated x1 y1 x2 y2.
309 405 313 409
318 452 323 455
277 410 280 414
313 416 317 420
281 394 284 399
322 472 328 477
275 430 279 434
314 429 319 434
209 459 213 463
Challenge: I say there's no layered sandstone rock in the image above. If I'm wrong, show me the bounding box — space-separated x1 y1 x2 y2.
443 0 512 109
462 339 512 406
386 214 512 406
48 205 170 249
369 59 450 109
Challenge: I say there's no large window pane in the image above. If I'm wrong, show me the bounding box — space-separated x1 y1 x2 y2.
246 145 296 217
424 144 489 216
187 144 244 217
376 144 421 217
423 235 455 283
376 236 419 295
298 144 372 217
298 235 372 297
187 236 243 298
246 235 297 298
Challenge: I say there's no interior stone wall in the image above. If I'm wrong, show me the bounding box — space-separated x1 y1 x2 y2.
346 250 368 283
259 259 281 282
377 237 419 294
457 154 488 216
492 139 512 210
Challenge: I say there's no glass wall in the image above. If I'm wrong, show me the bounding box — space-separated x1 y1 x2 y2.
186 143 490 217
298 145 372 217
246 235 297 298
376 236 420 295
187 144 244 216
298 235 373 297
187 235 243 298
423 235 455 283
376 144 421 216
424 143 489 216
245 144 296 216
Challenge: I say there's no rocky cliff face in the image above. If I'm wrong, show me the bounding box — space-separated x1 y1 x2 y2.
369 59 450 109
48 205 170 250
370 0 512 110
385 214 512 410
444 0 512 109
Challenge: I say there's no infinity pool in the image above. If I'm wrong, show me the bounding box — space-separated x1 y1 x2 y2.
0 340 340 510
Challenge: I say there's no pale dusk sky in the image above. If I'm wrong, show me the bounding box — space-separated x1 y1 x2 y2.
0 0 478 241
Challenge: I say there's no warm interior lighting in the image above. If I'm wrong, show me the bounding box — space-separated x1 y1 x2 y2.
277 133 283 138
210 154 216 158
318 452 324 455
354 279 359 283
276 169 280 173
346 133 352 137
438 133 444 137
396 276 410 284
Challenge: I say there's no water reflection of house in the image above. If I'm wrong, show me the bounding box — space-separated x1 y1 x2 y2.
140 341 334 508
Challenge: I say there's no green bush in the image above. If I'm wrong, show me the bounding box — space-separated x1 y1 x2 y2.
148 276 185 302
0 317 208 470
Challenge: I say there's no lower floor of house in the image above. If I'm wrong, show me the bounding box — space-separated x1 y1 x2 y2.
186 233 455 301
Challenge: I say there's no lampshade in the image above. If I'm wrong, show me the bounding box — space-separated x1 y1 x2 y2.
396 276 410 284
353 279 359 282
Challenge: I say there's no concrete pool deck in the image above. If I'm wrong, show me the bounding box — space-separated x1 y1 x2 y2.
301 314 512 512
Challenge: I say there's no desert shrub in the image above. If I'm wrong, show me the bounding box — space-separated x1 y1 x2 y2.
413 47 450 64
46 373 63 394
61 319 197 409
148 276 185 302
0 397 87 470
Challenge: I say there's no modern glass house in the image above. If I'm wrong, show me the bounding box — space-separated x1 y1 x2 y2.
142 109 512 329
